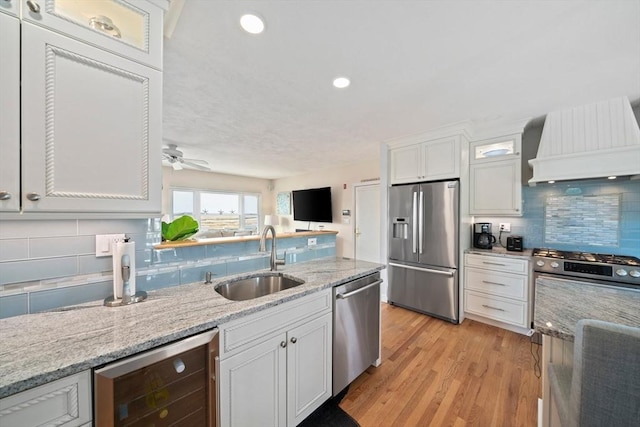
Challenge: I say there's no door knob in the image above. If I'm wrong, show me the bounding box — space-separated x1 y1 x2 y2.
280 341 287 348
0 191 11 201
290 337 297 344
26 193 41 201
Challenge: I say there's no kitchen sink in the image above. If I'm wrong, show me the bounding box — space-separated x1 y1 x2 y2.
214 273 305 301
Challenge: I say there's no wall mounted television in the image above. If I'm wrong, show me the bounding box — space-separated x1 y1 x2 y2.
292 186 333 223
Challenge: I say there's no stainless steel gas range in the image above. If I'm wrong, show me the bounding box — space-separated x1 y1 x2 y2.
530 248 640 341
532 248 640 289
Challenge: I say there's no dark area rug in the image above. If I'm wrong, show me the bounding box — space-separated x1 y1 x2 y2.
298 387 360 427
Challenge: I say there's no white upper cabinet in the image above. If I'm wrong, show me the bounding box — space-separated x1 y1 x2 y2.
1 0 165 216
0 12 20 212
390 136 461 184
469 134 523 216
20 0 163 69
21 22 162 213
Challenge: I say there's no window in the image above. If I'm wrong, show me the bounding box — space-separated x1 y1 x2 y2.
170 189 261 234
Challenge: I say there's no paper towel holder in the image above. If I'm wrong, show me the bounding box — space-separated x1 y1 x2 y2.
104 236 147 307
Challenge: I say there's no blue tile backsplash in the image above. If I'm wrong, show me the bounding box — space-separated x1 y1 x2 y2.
0 218 337 319
476 177 640 257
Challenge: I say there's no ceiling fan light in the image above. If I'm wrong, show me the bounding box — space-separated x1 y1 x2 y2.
240 14 265 34
172 161 183 170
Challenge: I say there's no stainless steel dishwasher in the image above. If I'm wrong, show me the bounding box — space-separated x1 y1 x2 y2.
333 272 382 396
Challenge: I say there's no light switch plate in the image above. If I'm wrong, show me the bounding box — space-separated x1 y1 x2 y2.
308 238 317 246
95 234 125 257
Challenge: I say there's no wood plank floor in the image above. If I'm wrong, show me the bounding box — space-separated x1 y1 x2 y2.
340 303 542 427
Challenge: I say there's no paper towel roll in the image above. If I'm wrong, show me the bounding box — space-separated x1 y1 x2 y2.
112 239 136 299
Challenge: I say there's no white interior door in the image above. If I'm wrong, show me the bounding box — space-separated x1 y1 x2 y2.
354 183 380 263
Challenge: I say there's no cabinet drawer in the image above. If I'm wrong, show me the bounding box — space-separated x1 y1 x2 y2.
465 253 528 274
465 267 527 300
0 370 92 427
464 290 527 327
219 289 332 358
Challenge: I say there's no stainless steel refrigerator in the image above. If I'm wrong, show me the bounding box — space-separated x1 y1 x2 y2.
388 180 459 323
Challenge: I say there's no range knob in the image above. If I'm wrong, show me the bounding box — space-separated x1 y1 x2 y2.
629 270 640 278
536 260 545 267
550 262 560 268
615 269 628 277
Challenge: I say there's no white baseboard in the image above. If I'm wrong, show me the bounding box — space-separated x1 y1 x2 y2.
538 398 543 427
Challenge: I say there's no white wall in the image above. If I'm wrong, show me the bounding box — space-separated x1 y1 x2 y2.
273 159 380 258
161 166 274 217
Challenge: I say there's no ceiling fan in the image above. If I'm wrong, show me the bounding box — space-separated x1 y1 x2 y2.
162 143 211 171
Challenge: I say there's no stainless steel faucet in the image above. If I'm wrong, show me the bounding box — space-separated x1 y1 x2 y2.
259 225 285 271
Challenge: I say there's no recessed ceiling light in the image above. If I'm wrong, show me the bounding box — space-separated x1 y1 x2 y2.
240 14 265 34
333 77 350 89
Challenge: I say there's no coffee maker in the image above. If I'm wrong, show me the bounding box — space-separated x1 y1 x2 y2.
473 223 496 249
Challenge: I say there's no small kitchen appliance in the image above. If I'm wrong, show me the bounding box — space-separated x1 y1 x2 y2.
507 236 523 252
473 223 496 249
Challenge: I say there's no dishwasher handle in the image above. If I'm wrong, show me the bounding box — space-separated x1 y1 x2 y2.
336 279 382 299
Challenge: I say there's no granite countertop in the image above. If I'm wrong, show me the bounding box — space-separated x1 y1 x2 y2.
0 257 383 398
534 276 640 341
465 247 533 259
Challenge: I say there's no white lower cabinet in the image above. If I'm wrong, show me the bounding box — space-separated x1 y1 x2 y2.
0 370 92 427
464 253 531 333
218 290 333 427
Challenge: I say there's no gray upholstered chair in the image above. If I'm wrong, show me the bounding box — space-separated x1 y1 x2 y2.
548 319 640 427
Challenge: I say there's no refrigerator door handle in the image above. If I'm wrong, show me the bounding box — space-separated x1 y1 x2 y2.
389 262 455 277
418 191 424 254
412 191 418 253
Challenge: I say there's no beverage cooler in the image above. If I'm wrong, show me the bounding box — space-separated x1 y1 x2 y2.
94 329 218 426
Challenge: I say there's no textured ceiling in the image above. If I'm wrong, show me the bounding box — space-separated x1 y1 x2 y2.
162 0 640 179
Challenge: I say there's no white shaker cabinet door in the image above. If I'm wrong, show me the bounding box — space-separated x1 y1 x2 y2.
287 313 332 426
0 12 20 212
469 159 522 216
21 22 162 213
389 144 422 184
218 334 288 427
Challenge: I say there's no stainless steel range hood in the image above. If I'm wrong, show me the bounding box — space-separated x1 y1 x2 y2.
528 96 640 185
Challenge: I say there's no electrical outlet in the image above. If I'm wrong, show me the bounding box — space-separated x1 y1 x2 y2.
499 223 511 232
308 237 317 246
95 234 125 257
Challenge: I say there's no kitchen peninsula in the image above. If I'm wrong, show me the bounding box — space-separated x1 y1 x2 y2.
0 257 383 399
534 276 640 426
